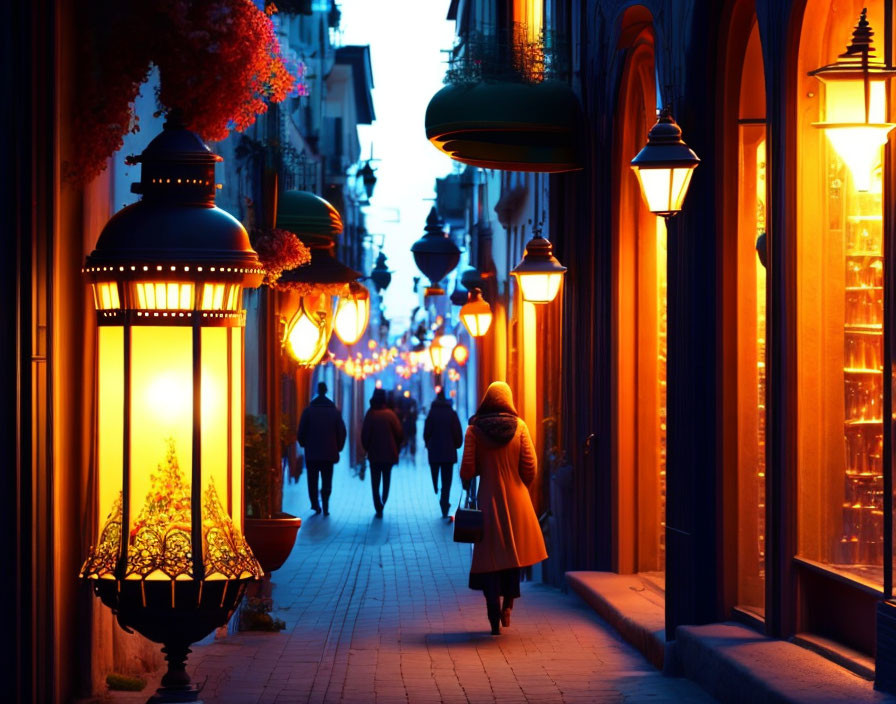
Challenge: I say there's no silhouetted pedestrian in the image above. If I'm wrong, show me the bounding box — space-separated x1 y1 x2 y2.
297 382 346 516
423 390 463 517
460 382 547 635
361 388 403 517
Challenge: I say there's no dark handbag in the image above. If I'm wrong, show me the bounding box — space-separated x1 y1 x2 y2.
453 485 483 543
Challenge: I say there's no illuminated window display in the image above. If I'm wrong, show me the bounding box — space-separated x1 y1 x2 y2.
797 4 893 588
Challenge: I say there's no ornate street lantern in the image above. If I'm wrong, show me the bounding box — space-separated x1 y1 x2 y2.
810 9 896 192
511 232 567 304
359 160 377 200
275 190 361 367
630 107 700 218
460 287 493 337
429 333 457 373
370 251 392 293
80 121 264 703
411 207 460 296
333 280 371 345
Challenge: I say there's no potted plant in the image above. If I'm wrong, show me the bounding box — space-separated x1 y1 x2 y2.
243 414 302 573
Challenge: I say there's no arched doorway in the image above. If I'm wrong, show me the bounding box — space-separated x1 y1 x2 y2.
719 0 768 623
613 7 666 581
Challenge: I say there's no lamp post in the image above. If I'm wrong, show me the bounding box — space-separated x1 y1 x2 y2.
80 120 264 703
411 206 461 296
511 232 567 304
810 8 896 192
460 287 493 337
630 107 700 218
275 190 361 367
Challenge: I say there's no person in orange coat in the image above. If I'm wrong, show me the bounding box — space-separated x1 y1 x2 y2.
460 381 547 635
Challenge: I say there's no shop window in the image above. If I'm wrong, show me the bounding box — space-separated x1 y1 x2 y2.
796 1 887 590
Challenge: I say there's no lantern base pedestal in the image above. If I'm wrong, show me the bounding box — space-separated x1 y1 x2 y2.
89 577 256 704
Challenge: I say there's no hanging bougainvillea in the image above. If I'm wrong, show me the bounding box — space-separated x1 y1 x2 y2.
68 0 300 183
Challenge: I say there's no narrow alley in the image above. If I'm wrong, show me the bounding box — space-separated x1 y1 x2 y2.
111 453 714 704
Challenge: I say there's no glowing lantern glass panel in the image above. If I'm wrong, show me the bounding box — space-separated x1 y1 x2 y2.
810 9 896 192
511 234 567 304
333 282 370 345
632 166 696 216
460 287 493 337
429 334 456 372
517 271 563 303
630 108 700 217
284 290 334 367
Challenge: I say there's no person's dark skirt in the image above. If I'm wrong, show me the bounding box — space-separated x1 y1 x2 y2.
469 567 521 598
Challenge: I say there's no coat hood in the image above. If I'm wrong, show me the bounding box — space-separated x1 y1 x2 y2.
431 391 452 408
370 387 387 409
473 412 518 445
475 381 517 416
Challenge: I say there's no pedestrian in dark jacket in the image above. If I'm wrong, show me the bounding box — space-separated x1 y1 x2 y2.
423 390 463 517
297 382 347 516
361 387 404 517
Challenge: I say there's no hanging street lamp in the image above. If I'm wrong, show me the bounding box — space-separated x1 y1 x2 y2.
411 206 461 296
810 8 896 192
358 160 377 200
333 280 371 346
275 190 361 367
429 333 457 373
460 287 493 337
79 119 264 703
630 107 700 218
370 250 392 293
511 232 567 304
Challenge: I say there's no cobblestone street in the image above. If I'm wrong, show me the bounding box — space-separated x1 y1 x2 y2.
111 452 714 703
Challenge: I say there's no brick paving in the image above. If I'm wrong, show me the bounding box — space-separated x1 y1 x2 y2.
109 450 715 703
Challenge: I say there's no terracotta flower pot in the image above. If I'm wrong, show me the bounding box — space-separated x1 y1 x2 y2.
244 512 302 574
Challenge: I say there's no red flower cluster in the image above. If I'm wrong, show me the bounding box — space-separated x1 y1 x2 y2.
250 227 311 287
155 0 297 142
69 0 298 183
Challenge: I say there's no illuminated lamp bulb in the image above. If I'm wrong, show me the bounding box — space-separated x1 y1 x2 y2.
460 287 492 337
333 281 370 345
453 344 469 366
285 302 329 367
404 390 411 398
810 9 896 192
511 232 567 304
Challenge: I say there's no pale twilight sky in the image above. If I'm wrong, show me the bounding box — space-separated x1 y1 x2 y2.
337 0 458 331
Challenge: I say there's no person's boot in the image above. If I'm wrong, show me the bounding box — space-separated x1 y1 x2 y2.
501 597 514 627
322 497 329 517
487 601 501 635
